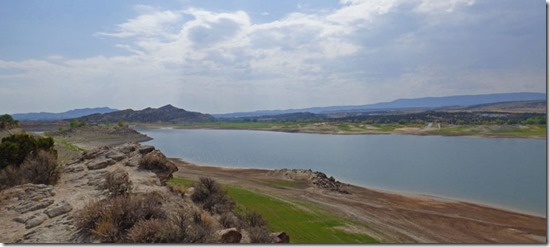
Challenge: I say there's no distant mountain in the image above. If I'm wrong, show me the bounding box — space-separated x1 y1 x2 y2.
214 92 546 118
12 107 118 121
452 100 547 113
77 104 215 123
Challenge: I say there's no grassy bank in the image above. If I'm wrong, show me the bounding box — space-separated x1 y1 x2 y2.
168 177 378 243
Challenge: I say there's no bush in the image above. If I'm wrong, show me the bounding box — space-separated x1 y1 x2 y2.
248 226 271 243
191 177 235 214
105 168 132 197
76 193 219 243
138 153 171 172
0 150 60 189
220 212 240 228
75 193 166 242
240 211 271 243
0 133 56 170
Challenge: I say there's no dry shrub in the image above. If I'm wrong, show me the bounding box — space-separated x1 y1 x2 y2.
105 168 132 197
220 212 240 228
126 219 180 243
75 193 166 242
191 177 235 214
248 226 271 243
75 193 219 243
0 150 59 189
240 211 271 243
138 152 175 173
138 152 177 185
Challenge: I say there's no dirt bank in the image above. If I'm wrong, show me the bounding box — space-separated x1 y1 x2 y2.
171 160 546 243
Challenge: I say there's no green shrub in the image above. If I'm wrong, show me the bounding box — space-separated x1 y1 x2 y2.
0 133 56 170
191 177 235 214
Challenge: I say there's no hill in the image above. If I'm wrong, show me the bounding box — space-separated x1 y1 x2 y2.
214 92 546 118
77 104 215 123
12 107 118 121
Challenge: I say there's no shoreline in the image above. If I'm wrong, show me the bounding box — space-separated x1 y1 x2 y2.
171 157 546 219
134 125 547 140
170 158 546 243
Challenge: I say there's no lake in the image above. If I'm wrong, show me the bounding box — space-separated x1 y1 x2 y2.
139 128 546 216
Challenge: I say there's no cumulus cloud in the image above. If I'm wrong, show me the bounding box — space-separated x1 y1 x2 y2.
0 0 545 114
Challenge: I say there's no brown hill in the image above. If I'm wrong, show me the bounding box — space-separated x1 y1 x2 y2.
76 104 214 123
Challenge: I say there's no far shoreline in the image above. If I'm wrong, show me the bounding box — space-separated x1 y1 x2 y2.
134 125 547 140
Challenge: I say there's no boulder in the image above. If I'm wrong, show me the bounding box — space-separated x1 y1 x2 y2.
44 201 73 218
270 232 290 243
86 158 115 170
217 228 242 243
138 145 155 155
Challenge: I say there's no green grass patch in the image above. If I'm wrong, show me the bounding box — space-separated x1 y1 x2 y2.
53 137 85 152
168 177 378 243
336 123 352 131
256 179 310 189
371 124 400 132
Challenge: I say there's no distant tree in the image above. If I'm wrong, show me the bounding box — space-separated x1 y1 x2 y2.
69 119 85 129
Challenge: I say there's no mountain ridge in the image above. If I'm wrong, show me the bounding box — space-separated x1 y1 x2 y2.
12 107 118 121
214 92 546 118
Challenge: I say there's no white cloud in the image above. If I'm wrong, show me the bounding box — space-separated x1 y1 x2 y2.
0 0 545 114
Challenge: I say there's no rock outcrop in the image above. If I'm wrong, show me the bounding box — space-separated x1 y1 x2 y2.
268 169 350 194
0 142 286 243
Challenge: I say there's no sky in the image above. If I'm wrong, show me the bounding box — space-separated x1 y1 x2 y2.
0 0 546 114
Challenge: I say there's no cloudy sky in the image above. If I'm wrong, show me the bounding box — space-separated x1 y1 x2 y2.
0 0 546 114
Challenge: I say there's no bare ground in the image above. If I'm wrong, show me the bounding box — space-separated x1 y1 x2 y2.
172 160 547 244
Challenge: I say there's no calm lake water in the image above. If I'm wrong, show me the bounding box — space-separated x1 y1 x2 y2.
139 128 546 216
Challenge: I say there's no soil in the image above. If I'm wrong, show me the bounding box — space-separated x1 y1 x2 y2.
172 160 547 243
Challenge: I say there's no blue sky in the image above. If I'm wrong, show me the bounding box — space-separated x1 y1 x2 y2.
0 0 546 114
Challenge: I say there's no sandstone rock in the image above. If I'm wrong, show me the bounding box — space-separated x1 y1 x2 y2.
105 150 126 161
64 166 85 173
138 145 155 155
86 158 115 170
217 228 242 243
118 143 137 154
270 232 290 243
44 201 73 218
125 156 141 167
17 199 54 214
25 213 48 229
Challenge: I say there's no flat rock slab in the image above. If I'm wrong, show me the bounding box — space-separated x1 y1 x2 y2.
25 213 48 229
17 199 54 214
44 201 73 218
86 158 115 170
106 151 126 161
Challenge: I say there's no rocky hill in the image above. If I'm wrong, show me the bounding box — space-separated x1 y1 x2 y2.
0 143 285 243
76 105 214 124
